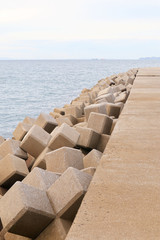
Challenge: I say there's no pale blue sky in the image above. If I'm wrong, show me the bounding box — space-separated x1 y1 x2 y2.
0 0 160 59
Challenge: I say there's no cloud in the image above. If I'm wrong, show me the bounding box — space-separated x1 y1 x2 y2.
0 0 160 58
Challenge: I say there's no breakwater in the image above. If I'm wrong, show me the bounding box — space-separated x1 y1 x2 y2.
0 68 137 239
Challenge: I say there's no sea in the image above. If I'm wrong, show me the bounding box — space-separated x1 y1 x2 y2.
0 59 160 139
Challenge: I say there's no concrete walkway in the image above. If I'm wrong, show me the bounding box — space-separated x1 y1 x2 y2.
66 68 160 240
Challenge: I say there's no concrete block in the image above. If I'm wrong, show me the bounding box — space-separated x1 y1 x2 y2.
97 87 114 96
0 182 55 238
31 147 52 170
54 108 65 115
114 92 128 103
13 123 32 141
45 147 83 173
20 125 51 158
0 139 27 160
96 93 115 103
81 167 96 176
0 154 29 188
22 167 60 191
84 103 107 120
79 94 92 104
47 167 92 220
22 117 35 125
76 126 100 149
96 134 110 152
36 218 72 240
35 113 58 133
48 123 80 151
0 136 5 145
87 112 113 135
50 112 61 119
65 106 82 118
56 116 73 127
83 149 102 168
118 84 126 92
114 76 125 85
126 75 135 85
106 103 121 118
71 101 85 114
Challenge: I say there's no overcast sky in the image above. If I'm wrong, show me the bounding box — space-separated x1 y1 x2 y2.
0 0 160 59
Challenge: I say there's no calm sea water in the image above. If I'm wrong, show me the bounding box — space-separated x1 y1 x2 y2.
0 59 160 138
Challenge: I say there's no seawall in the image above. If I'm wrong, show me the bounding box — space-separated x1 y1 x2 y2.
66 67 160 240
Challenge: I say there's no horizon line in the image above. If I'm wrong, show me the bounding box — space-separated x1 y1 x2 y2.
0 58 157 61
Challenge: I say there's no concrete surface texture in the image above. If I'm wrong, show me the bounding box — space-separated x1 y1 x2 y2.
66 67 160 240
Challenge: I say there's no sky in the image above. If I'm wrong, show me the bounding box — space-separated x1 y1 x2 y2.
0 0 160 59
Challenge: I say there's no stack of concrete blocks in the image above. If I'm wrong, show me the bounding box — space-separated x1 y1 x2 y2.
0 68 137 239
0 167 92 240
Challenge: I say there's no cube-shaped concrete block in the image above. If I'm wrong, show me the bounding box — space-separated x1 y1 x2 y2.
13 123 32 141
106 103 121 118
22 167 60 191
31 147 51 170
35 113 58 133
81 167 96 176
56 117 73 127
0 139 27 160
45 147 84 173
36 218 72 240
54 108 65 115
83 149 102 168
84 103 107 120
79 94 92 104
22 117 36 125
96 93 115 103
87 112 113 135
96 134 110 152
0 136 5 145
114 92 128 103
48 123 80 151
76 126 100 149
0 182 55 239
65 106 82 118
0 154 29 188
117 84 126 92
97 87 113 97
71 101 85 114
20 125 51 158
47 167 92 220
50 112 61 119
126 75 135 85
4 232 31 240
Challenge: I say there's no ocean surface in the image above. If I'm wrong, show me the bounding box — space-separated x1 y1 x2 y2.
0 59 160 138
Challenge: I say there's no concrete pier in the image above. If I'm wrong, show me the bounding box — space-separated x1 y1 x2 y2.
66 68 160 240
